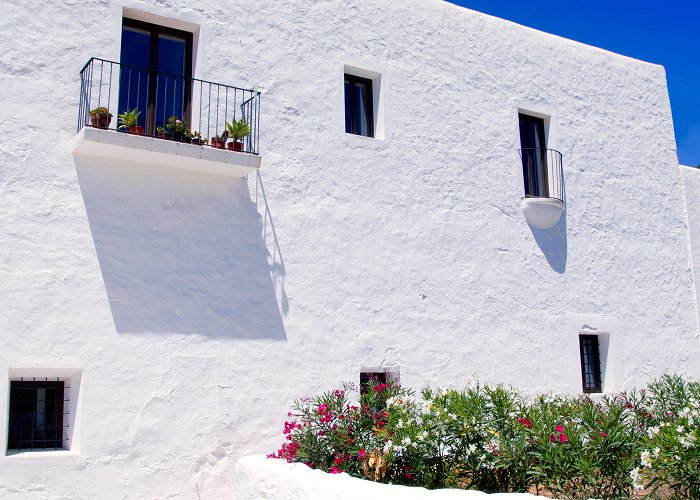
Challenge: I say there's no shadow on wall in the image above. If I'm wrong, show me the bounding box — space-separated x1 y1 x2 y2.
74 155 287 339
528 208 568 273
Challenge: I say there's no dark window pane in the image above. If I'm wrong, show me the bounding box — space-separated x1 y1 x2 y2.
344 74 374 138
8 381 64 451
119 27 150 127
518 114 548 197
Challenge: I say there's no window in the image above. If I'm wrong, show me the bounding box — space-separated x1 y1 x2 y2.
344 74 374 137
120 18 193 136
579 335 602 393
518 113 549 197
360 371 387 395
8 379 66 451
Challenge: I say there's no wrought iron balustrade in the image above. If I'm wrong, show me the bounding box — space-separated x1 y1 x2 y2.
77 57 260 154
518 148 564 202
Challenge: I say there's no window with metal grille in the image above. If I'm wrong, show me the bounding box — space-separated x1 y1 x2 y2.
344 74 374 137
8 379 67 451
360 371 387 395
579 335 602 393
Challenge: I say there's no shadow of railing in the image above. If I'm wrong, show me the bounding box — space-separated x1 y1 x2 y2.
255 171 289 316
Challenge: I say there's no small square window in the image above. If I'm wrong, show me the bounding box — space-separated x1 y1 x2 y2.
344 74 374 137
579 335 602 393
8 379 66 451
360 371 387 395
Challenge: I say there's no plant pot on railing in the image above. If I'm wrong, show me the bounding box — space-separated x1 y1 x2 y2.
118 108 142 135
211 137 226 149
227 141 244 152
89 107 112 129
226 119 250 153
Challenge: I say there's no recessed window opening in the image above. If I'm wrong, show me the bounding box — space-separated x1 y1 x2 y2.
518 113 549 198
360 371 387 395
579 335 602 394
8 378 68 451
344 73 374 137
120 18 193 136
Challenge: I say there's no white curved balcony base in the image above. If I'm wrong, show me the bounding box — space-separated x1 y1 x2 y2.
521 197 564 229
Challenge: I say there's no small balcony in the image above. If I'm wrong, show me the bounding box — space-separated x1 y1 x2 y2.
518 148 565 229
73 58 261 177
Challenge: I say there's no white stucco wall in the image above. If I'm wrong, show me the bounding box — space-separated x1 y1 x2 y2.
1 0 699 498
233 456 538 499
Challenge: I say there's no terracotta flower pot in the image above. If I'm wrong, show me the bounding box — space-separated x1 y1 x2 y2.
234 141 243 152
129 125 144 135
90 114 112 129
211 140 225 149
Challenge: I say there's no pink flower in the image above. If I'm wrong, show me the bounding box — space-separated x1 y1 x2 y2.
555 425 564 433
318 404 328 415
405 472 414 480
334 390 344 398
518 417 532 429
358 449 366 459
601 432 607 438
559 433 568 443
329 466 341 474
549 434 556 443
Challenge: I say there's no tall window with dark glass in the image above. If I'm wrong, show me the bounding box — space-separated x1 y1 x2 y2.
344 74 374 138
518 114 549 197
119 18 193 135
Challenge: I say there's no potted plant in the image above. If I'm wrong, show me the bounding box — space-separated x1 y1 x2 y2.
117 108 143 134
226 119 251 152
156 127 168 139
89 107 112 129
211 132 227 149
166 116 189 141
191 131 205 145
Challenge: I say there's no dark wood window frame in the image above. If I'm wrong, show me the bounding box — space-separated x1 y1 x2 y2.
579 335 603 394
344 73 374 138
121 17 194 135
8 380 65 451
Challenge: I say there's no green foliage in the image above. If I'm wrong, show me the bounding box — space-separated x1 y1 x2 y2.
89 107 111 117
226 118 251 141
117 108 140 129
270 375 700 498
634 374 700 498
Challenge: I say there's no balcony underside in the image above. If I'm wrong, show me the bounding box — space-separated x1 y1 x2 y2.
72 128 260 178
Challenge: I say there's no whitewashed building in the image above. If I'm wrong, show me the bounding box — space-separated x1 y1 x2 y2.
1 0 699 497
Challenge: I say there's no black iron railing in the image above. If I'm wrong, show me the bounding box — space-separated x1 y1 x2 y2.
77 57 260 154
518 148 564 202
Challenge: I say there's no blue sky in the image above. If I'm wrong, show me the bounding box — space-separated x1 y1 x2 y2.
447 1 700 166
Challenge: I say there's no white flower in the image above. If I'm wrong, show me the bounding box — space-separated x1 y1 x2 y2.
402 437 412 446
629 467 644 491
640 450 652 468
679 434 695 449
647 426 660 439
467 443 477 455
653 447 661 458
397 419 404 429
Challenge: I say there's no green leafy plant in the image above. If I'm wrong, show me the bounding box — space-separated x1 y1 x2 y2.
117 108 141 129
89 107 111 118
226 118 251 143
269 375 700 498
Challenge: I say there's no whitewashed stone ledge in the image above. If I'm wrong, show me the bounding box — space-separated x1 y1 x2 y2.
233 455 540 499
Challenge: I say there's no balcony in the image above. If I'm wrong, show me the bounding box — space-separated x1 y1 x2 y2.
73 58 261 177
518 148 565 229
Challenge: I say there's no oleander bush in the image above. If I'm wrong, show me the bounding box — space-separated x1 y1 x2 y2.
269 374 699 499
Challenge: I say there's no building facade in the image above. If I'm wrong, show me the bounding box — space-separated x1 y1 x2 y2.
1 0 699 497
